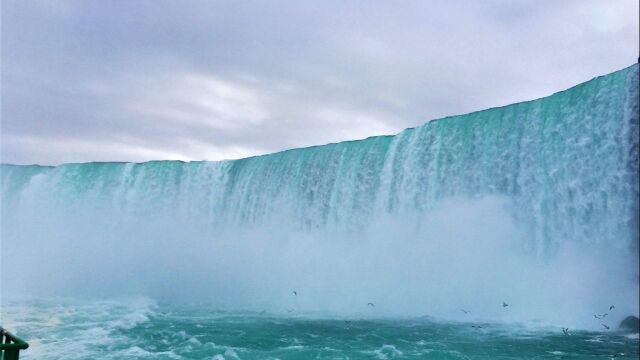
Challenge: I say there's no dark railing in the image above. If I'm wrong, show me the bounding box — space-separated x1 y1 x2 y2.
0 327 28 360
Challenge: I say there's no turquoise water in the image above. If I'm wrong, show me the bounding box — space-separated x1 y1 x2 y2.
1 65 638 358
3 298 638 359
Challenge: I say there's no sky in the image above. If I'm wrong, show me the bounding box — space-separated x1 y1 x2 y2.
1 0 638 165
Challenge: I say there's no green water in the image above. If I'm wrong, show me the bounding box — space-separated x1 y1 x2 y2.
3 298 638 359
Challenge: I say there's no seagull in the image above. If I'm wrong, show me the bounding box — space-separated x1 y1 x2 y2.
601 313 608 318
471 325 483 329
286 308 294 313
460 309 471 314
562 327 570 336
609 305 615 311
601 324 610 330
594 314 602 319
367 303 375 307
292 291 297 296
502 302 509 308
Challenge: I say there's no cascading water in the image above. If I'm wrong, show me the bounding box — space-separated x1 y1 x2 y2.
1 64 638 331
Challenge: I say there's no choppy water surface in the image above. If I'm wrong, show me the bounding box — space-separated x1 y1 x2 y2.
3 298 638 359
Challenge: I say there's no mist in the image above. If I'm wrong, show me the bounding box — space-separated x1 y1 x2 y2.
2 180 637 331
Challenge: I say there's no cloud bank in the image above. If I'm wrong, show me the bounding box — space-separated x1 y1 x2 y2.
2 0 638 164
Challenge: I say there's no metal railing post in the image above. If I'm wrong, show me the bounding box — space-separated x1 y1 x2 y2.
0 327 28 360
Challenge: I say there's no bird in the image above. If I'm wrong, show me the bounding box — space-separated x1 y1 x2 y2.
601 324 610 330
460 309 471 314
562 327 570 336
601 313 608 318
594 314 602 319
367 302 375 307
471 325 483 329
292 291 297 296
286 308 294 313
502 302 509 308
609 305 615 311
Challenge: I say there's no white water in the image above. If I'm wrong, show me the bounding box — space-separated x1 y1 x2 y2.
1 65 638 330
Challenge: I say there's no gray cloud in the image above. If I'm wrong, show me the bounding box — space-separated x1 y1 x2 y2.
2 0 638 164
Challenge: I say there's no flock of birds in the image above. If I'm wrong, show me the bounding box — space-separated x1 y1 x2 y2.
462 303 617 335
558 305 616 335
286 290 619 336
465 303 619 335
460 302 508 329
284 292 628 358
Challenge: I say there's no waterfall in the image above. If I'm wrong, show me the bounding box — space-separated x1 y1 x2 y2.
1 64 637 328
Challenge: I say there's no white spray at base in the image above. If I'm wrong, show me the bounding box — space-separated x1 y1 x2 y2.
1 65 638 330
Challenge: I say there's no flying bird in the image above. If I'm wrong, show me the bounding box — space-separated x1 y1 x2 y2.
502 302 509 308
292 291 297 296
594 314 602 319
562 327 570 336
471 325 483 329
609 305 615 311
286 308 294 313
367 303 375 307
601 324 610 330
460 309 471 314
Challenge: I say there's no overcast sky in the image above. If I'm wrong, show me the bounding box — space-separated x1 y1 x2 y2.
2 0 638 165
